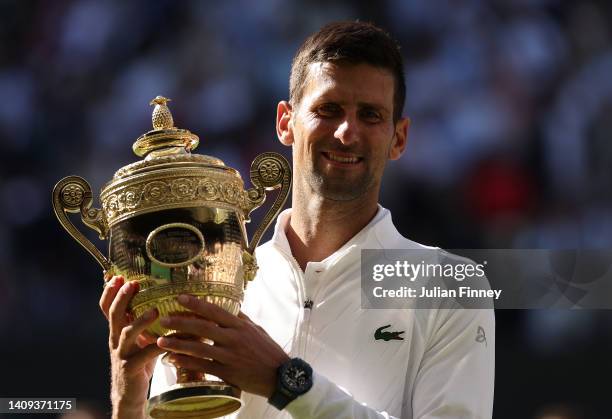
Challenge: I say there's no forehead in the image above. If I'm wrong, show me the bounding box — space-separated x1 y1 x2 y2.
301 62 395 108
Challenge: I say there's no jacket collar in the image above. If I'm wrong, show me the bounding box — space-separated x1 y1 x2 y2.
269 204 403 266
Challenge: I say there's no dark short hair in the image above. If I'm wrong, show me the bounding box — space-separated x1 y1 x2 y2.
289 21 406 122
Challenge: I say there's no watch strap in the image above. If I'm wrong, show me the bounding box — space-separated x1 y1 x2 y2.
268 385 294 410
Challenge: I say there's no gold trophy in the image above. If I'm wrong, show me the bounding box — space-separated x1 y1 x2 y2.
52 96 291 418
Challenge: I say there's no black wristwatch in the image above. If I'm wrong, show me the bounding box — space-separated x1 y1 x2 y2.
268 357 313 410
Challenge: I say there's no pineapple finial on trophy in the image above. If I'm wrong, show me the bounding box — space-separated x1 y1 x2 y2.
132 96 199 158
149 96 174 130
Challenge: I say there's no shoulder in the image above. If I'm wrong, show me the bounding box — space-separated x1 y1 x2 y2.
242 239 294 313
253 241 270 257
371 208 437 250
252 240 283 264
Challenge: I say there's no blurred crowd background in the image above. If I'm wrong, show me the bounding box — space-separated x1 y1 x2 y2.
1 0 612 418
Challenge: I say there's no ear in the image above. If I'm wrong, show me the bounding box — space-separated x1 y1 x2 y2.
276 101 294 146
388 116 410 160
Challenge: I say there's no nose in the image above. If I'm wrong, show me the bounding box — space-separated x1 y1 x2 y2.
333 115 359 145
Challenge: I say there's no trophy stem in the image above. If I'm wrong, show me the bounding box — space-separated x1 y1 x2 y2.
149 352 242 418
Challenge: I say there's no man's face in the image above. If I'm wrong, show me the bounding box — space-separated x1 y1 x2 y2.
278 62 408 201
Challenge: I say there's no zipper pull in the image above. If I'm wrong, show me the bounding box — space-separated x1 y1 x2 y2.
304 298 313 309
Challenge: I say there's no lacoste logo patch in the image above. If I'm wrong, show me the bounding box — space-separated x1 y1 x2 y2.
374 324 405 341
476 326 487 347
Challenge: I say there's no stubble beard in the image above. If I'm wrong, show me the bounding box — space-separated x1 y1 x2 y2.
304 158 374 202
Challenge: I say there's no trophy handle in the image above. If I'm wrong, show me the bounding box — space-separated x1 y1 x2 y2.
245 152 291 254
52 176 112 272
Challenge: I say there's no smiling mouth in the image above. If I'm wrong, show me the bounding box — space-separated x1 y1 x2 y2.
322 152 363 164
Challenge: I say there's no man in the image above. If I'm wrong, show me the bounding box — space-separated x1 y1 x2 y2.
99 21 495 418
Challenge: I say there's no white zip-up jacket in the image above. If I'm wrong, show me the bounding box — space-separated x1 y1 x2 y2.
151 206 495 418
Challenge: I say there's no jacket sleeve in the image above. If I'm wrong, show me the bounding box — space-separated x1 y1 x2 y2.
285 371 398 419
286 308 495 419
411 308 495 419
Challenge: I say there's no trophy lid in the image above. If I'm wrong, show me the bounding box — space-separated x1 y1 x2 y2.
100 96 253 228
53 96 290 267
111 96 230 180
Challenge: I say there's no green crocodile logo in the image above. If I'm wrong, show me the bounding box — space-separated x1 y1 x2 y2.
374 324 404 341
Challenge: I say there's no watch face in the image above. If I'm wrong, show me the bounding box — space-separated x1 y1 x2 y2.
282 365 309 392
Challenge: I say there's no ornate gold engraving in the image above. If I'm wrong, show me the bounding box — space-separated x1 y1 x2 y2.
101 172 253 227
52 176 111 271
246 152 291 253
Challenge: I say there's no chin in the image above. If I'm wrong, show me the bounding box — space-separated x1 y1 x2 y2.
306 169 374 200
318 183 370 201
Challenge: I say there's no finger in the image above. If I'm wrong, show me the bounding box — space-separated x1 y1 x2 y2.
99 276 125 320
176 294 241 328
237 311 252 322
117 308 158 358
122 344 165 376
109 281 140 348
136 330 160 348
237 311 268 334
238 311 263 330
136 334 152 349
141 330 158 343
159 315 231 345
166 354 227 379
157 336 233 364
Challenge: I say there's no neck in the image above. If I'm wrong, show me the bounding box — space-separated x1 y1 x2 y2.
286 183 379 271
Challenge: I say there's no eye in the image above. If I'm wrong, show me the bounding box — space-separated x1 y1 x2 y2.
359 108 383 123
315 103 341 118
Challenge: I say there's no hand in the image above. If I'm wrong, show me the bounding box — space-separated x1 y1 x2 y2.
99 275 165 419
157 294 290 398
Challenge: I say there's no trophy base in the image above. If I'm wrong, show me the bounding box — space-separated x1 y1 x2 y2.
147 381 242 419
